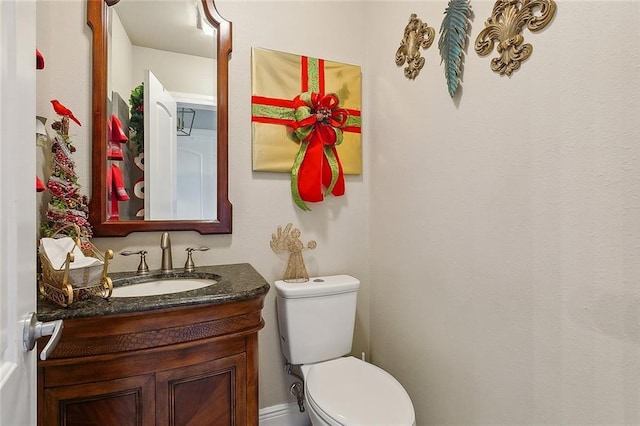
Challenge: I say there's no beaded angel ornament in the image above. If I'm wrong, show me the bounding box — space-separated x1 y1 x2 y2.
270 223 316 282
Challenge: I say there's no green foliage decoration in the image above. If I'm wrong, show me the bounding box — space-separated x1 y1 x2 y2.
129 83 144 156
438 0 472 97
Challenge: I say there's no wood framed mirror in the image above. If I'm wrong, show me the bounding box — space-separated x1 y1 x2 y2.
88 0 232 237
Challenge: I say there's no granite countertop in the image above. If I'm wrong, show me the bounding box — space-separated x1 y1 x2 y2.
38 263 270 322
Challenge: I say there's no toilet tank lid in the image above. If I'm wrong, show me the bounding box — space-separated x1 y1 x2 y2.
274 275 360 299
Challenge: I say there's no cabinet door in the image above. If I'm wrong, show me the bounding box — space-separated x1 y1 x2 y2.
42 374 155 426
156 353 247 426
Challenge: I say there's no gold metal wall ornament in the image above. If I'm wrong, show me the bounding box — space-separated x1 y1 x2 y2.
474 0 556 76
395 14 436 80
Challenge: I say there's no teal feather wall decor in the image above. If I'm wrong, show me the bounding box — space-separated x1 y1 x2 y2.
438 0 472 97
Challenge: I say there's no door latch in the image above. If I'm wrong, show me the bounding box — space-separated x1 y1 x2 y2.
23 312 63 361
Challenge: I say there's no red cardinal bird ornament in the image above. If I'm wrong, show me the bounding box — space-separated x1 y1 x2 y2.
36 49 45 70
50 100 81 126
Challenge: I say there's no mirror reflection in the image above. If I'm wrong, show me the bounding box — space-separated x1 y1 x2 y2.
107 0 217 221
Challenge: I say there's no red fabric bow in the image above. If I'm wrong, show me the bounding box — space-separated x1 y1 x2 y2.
289 92 348 209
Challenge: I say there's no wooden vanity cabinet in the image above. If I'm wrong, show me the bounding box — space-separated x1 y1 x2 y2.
37 296 265 426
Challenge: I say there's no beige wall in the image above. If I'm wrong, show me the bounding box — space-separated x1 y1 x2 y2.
131 46 216 97
36 0 640 424
368 1 640 425
109 12 216 106
109 7 134 104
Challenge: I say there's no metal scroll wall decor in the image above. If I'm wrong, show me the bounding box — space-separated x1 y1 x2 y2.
474 0 557 76
395 14 436 80
438 0 473 97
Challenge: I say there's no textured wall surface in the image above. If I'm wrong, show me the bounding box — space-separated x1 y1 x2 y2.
368 1 640 424
35 1 640 423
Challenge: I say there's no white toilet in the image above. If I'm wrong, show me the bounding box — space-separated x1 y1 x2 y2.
275 275 416 426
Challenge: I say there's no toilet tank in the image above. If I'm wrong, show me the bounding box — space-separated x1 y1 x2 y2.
275 275 360 365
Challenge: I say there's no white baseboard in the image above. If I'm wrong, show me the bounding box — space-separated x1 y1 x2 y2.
259 402 311 426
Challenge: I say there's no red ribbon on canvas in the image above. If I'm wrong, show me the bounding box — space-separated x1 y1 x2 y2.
251 55 361 211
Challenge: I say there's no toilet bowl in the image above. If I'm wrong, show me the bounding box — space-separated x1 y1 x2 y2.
274 275 416 426
301 356 415 426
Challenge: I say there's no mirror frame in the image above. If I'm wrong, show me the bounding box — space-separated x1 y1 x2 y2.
87 0 232 236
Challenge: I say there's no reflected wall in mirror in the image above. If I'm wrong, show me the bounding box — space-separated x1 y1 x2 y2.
88 0 232 236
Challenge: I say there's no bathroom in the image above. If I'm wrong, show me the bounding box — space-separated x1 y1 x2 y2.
1 0 638 424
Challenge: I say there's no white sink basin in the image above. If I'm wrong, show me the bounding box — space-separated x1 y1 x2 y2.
111 278 216 298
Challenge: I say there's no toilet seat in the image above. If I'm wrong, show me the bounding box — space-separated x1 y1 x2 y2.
304 357 415 426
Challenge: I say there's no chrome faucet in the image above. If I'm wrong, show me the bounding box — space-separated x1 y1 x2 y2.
160 232 173 273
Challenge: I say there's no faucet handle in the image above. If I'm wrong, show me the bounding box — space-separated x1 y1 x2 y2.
120 250 149 275
186 247 209 252
184 247 209 272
